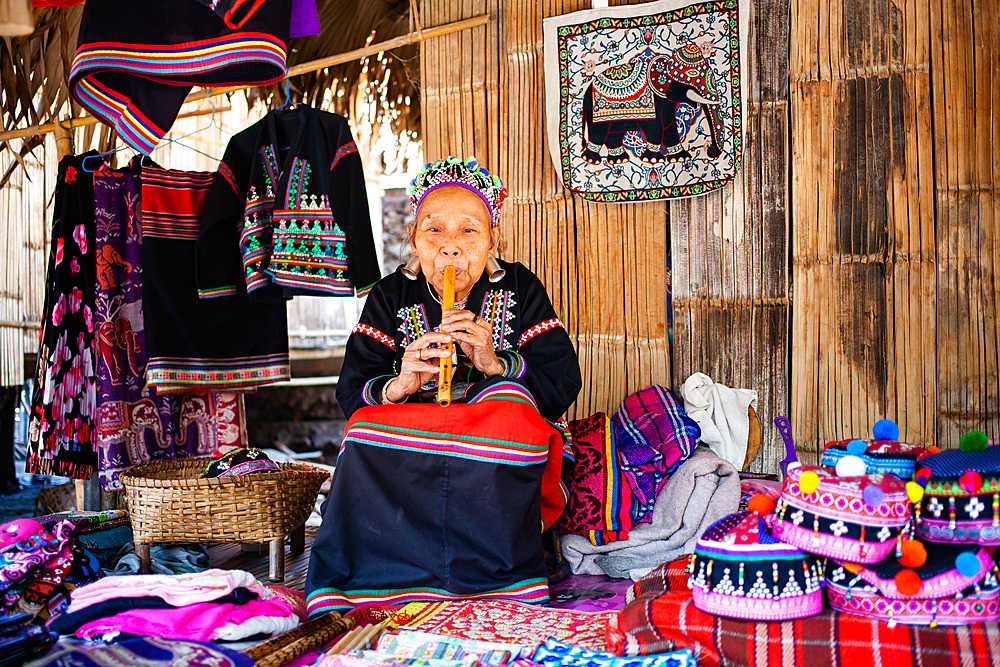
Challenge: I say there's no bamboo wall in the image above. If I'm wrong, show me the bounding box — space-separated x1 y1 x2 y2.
790 0 1000 461
420 0 787 471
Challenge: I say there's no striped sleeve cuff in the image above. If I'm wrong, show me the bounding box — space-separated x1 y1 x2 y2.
361 374 396 406
496 350 526 379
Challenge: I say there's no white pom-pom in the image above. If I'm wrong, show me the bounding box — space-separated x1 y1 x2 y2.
835 454 867 477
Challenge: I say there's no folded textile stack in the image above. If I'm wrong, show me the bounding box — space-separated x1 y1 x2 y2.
561 449 740 580
47 568 298 642
33 510 132 569
317 632 694 667
557 387 702 547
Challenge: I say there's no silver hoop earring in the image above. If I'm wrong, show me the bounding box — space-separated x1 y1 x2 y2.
485 256 505 283
401 255 421 280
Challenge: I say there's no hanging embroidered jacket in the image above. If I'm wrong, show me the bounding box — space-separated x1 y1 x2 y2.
197 107 380 302
142 165 290 393
69 0 290 154
335 260 581 422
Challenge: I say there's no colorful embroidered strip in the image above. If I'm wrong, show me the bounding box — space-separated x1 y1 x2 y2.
306 578 549 616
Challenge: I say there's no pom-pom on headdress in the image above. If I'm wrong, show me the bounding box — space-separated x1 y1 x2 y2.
408 156 508 227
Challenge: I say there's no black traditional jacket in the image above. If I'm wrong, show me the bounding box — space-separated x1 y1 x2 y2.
197 107 380 302
336 260 582 421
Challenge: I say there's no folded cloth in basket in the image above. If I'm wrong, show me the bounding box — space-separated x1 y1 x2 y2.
73 595 298 642
561 449 740 580
65 568 268 613
48 587 258 635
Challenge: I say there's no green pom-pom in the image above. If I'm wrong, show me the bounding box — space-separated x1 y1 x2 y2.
446 156 461 164
960 430 989 453
492 175 502 187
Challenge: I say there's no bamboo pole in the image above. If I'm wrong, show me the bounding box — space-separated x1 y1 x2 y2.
0 14 489 144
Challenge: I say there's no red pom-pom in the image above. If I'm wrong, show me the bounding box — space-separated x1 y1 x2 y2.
927 446 941 454
898 539 928 568
895 569 923 596
843 562 864 574
747 493 775 515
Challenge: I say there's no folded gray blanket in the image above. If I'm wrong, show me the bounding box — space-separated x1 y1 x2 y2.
561 447 740 580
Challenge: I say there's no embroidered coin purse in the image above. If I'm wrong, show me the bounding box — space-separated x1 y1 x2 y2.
912 431 1000 546
771 464 911 563
687 509 824 621
821 419 930 479
825 542 1000 626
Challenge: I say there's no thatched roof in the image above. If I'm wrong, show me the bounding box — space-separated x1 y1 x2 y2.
0 0 418 180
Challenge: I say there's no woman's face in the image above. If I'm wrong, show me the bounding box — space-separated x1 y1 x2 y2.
411 186 500 301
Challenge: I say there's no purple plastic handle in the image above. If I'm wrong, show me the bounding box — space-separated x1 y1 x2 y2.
774 416 798 476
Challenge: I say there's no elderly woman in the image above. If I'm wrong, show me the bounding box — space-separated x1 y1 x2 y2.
305 157 582 615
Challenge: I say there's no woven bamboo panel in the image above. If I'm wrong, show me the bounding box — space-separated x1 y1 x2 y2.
789 0 998 461
120 458 328 545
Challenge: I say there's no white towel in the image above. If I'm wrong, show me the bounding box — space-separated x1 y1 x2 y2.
680 372 757 470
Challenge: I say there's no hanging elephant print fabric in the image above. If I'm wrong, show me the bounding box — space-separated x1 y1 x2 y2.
543 0 747 201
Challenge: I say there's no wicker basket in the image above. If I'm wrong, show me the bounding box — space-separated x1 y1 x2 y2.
119 457 328 546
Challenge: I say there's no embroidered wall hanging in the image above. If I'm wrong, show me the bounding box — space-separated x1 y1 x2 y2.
543 0 747 201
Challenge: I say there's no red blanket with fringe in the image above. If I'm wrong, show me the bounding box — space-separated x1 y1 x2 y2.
608 558 1000 667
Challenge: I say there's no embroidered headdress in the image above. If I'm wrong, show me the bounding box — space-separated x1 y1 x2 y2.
408 156 508 227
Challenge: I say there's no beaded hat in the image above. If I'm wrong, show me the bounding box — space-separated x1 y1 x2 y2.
687 509 824 621
911 431 1000 546
825 543 1000 626
408 156 508 227
199 447 281 478
821 419 931 479
771 464 911 563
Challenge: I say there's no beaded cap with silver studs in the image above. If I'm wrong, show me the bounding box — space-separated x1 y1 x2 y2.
687 508 824 621
408 156 509 227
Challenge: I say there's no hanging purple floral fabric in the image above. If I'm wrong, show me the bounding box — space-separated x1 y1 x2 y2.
92 165 239 490
26 154 99 480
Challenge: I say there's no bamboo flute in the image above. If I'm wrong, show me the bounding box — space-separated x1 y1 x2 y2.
437 265 456 406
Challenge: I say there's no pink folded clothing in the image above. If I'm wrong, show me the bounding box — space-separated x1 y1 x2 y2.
75 596 298 642
67 569 265 613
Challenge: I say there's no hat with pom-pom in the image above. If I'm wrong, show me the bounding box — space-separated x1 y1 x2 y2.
408 156 508 227
820 420 930 479
912 431 1000 545
687 510 824 621
771 464 911 563
825 542 1000 627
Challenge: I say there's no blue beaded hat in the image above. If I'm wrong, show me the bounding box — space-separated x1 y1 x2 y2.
408 156 508 227
821 419 930 479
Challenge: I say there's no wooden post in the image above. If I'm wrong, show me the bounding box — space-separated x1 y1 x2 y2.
53 116 72 161
290 524 306 554
135 543 151 574
269 537 285 582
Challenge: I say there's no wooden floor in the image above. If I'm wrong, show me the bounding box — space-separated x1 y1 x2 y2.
206 527 318 591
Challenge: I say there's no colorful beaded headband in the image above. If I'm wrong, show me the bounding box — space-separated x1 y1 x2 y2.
408 156 508 227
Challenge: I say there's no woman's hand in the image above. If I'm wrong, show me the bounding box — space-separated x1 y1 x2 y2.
384 331 454 402
440 309 505 377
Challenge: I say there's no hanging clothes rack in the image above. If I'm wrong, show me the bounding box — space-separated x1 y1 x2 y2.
0 14 489 144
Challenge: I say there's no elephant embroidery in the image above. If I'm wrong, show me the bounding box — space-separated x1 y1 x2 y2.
98 318 141 385
97 399 169 464
177 395 217 454
96 244 133 290
582 38 723 165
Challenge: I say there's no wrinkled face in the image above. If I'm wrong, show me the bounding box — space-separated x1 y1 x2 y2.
411 186 500 301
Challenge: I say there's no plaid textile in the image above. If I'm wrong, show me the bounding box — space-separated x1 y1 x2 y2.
609 559 1000 667
612 386 701 524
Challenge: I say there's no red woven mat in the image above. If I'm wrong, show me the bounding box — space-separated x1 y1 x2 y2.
609 558 1000 667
